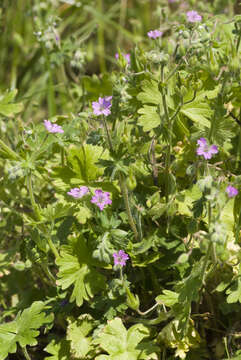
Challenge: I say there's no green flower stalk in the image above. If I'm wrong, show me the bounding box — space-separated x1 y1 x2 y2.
119 173 139 242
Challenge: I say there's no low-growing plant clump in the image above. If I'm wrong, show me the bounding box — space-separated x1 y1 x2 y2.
1 0 241 359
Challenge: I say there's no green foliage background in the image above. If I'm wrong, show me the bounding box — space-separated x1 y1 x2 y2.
1 0 241 359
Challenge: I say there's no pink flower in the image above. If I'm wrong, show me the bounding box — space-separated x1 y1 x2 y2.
92 96 112 116
44 120 64 134
115 53 130 64
67 186 89 198
196 138 218 160
147 30 163 39
226 185 238 198
186 10 202 23
91 189 112 210
113 250 129 267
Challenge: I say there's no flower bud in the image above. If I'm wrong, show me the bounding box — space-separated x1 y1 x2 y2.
126 173 137 191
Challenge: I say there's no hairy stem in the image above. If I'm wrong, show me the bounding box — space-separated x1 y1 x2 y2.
119 173 139 242
26 172 41 221
102 116 113 152
160 65 173 236
160 65 171 205
22 347 31 360
137 302 159 316
46 236 59 260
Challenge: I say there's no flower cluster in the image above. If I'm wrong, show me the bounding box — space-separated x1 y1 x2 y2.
147 30 163 39
92 96 112 116
44 120 64 134
196 138 218 160
186 10 202 23
113 250 129 267
67 187 112 211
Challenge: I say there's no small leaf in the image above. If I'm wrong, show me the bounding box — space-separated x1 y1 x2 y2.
156 290 179 307
226 279 241 304
67 144 109 182
67 314 95 358
180 101 211 128
94 317 154 359
137 105 160 132
75 205 92 224
44 339 70 360
131 234 156 255
137 79 162 105
0 301 53 360
56 237 106 306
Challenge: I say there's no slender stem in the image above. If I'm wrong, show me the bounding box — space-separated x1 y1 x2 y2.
201 163 216 285
149 137 158 186
126 313 169 325
120 267 124 283
22 347 31 360
40 263 56 285
235 128 241 169
27 172 41 221
224 337 230 359
160 66 172 205
60 64 75 105
61 148 65 167
1 299 7 310
102 116 113 152
236 34 241 53
47 221 59 260
206 163 217 265
119 173 139 241
137 302 159 316
46 236 59 260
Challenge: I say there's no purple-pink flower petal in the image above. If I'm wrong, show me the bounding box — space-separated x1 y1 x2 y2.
209 145 218 154
67 186 89 198
44 120 64 134
197 138 207 147
226 185 238 198
147 30 163 39
196 138 218 160
115 53 130 64
91 189 112 210
92 96 112 116
186 10 202 23
113 250 129 267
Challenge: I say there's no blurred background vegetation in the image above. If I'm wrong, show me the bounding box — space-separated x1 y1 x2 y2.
0 0 240 124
